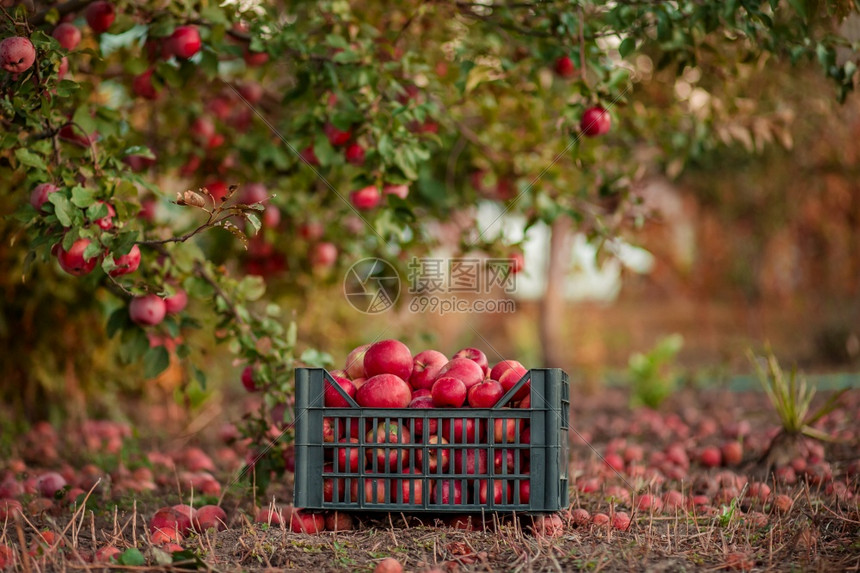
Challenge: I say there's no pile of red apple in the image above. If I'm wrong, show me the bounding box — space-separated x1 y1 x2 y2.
311 340 547 508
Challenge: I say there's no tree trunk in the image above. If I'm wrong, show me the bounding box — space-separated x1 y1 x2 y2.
539 216 573 369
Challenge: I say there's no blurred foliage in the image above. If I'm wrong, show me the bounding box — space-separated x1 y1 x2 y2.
0 1 858 480
628 333 684 409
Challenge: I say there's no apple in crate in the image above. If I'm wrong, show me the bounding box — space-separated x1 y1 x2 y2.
409 350 447 390
431 376 466 408
395 468 424 504
325 376 356 408
362 474 391 503
426 436 451 472
467 379 504 408
336 438 361 472
479 479 510 504
432 479 463 505
441 418 480 444
493 449 516 474
366 423 411 471
498 366 529 401
436 358 484 389
323 464 344 502
355 374 412 408
406 396 437 440
453 448 488 475
493 418 524 444
452 347 489 376
322 417 340 443
344 343 370 379
518 478 530 503
363 339 413 380
490 359 524 382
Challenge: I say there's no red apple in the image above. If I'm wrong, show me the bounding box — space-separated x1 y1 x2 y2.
290 509 325 534
412 388 431 398
374 557 403 573
132 69 159 100
431 376 467 408
325 511 354 532
310 242 337 270
30 183 59 212
498 366 530 401
406 396 436 439
436 358 484 390
490 359 524 382
195 505 227 531
350 185 382 210
554 55 577 78
93 201 116 230
364 339 413 380
322 417 339 443
57 56 69 79
426 436 450 472
150 507 192 536
108 244 141 277
366 422 411 471
453 448 487 475
382 184 409 199
36 472 67 498
452 347 489 376
409 350 448 391
493 450 516 474
237 82 263 104
254 507 283 525
244 48 269 66
0 37 36 73
324 123 351 146
86 1 115 33
394 468 424 504
204 181 229 203
167 26 201 60
345 343 370 379
335 438 361 472
190 116 215 142
467 379 504 408
164 288 188 313
432 479 463 505
493 418 524 444
580 106 611 137
94 546 121 563
299 146 319 166
241 365 257 392
57 238 99 276
129 294 166 326
325 376 356 408
52 23 81 51
699 446 722 468
441 418 479 444
362 474 391 503
355 374 412 408
479 479 509 504
518 478 530 503
345 143 365 165
509 252 525 274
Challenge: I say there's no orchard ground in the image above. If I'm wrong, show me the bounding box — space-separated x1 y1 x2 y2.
1 386 858 572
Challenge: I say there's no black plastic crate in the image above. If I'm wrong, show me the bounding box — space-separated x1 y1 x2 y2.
293 368 569 513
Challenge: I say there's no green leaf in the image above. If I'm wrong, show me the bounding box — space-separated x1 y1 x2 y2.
619 37 635 58
71 186 96 208
106 307 129 338
87 202 109 221
143 345 171 379
123 146 155 159
15 148 48 170
192 365 207 389
787 0 808 22
300 348 334 368
83 241 103 261
48 193 76 227
118 548 145 566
